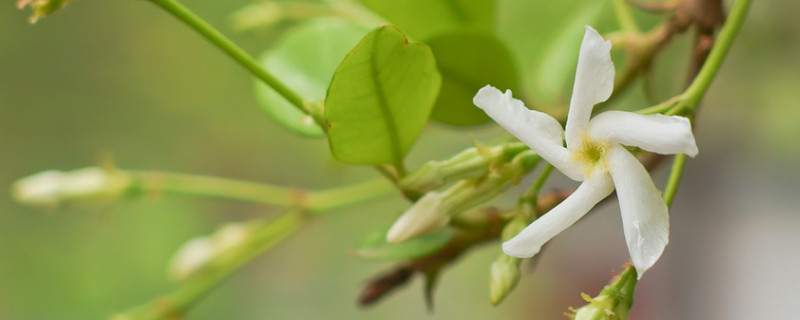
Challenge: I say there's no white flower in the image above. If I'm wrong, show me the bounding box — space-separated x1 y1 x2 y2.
473 26 698 277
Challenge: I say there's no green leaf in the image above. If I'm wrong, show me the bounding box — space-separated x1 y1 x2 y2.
358 0 493 40
427 32 519 126
326 25 441 165
254 18 369 137
354 228 452 261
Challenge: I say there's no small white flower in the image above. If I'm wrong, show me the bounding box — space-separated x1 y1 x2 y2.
473 26 698 277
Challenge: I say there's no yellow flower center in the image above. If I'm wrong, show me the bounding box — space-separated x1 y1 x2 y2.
573 135 610 175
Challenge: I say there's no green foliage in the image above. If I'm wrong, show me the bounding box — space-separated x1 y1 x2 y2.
254 18 368 137
326 25 441 165
427 32 519 126
355 228 452 261
358 0 493 40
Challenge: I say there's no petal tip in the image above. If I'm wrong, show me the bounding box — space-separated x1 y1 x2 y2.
473 85 502 109
686 146 699 158
583 25 611 49
630 231 669 279
501 240 538 258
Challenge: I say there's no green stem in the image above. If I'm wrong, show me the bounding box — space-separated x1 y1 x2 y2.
681 0 751 108
111 211 304 320
519 164 553 207
307 179 397 212
110 172 393 319
662 153 687 207
128 170 393 211
635 0 750 116
612 0 640 33
146 0 323 127
636 96 680 115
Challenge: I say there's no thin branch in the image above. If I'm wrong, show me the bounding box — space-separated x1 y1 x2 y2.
146 0 325 128
128 170 394 212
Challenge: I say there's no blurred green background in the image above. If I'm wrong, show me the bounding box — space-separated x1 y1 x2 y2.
2 0 799 319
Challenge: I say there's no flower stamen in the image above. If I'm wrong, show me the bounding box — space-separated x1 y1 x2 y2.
573 136 610 174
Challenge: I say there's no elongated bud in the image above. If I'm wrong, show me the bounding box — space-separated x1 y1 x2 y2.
168 238 215 281
489 204 532 305
169 223 250 281
489 255 521 305
570 266 637 320
386 192 450 243
387 175 505 243
12 167 131 208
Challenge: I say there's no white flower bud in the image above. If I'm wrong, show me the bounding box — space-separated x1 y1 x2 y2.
12 171 63 206
489 256 520 305
214 224 249 252
168 223 251 281
386 192 450 243
169 238 215 281
12 167 131 207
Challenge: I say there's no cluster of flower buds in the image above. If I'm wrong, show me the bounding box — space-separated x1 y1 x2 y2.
569 266 637 320
387 150 540 243
12 166 132 208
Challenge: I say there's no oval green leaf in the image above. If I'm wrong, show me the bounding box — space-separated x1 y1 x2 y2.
254 18 369 137
326 25 441 165
427 32 519 126
354 228 452 261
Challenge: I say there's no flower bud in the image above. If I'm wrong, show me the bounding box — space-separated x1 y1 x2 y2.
12 167 131 208
489 255 521 305
488 206 531 305
168 237 215 281
169 223 250 280
389 149 540 244
570 266 637 320
386 192 450 243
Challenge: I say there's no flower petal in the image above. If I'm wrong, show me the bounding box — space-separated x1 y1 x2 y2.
502 172 614 257
589 111 699 157
565 26 615 149
607 147 670 278
474 85 583 181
